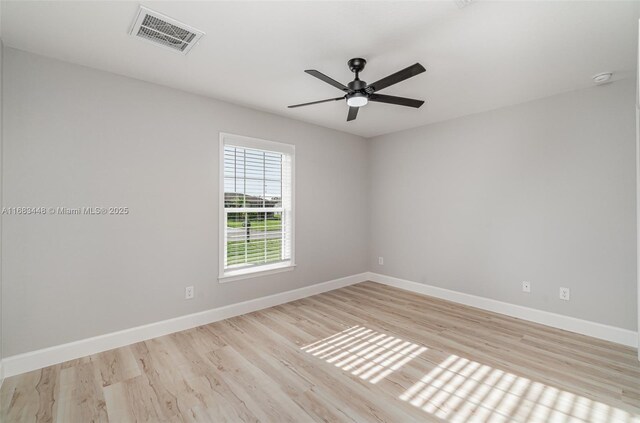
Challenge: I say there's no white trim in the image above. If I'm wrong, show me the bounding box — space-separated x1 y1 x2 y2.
1 273 368 378
366 272 639 348
222 207 285 214
637 102 640 358
220 132 295 155
636 20 640 360
0 361 4 389
218 263 295 283
219 133 226 278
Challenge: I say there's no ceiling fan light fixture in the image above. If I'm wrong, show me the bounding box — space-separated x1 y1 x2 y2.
346 93 368 107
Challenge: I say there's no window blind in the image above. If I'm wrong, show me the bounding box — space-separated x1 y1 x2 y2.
222 143 293 274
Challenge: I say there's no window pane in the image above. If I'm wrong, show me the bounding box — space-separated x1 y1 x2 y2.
265 180 282 207
224 146 245 179
265 152 282 181
226 212 247 266
224 179 244 208
244 150 265 180
245 179 264 207
224 145 284 209
226 211 283 267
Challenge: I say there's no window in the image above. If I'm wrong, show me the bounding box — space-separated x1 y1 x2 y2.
219 133 295 281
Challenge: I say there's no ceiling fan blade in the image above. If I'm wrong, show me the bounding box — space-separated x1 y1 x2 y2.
368 63 426 92
305 70 350 92
369 94 424 108
347 106 359 121
288 97 344 108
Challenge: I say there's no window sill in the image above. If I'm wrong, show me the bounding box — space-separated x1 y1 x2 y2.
218 262 296 283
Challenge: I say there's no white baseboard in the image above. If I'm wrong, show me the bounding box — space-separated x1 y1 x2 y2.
3 271 636 378
2 273 369 378
366 272 638 348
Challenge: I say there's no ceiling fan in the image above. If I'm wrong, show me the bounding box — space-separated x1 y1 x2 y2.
288 58 426 122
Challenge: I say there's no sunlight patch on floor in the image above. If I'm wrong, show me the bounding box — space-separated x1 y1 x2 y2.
301 325 427 384
399 354 640 423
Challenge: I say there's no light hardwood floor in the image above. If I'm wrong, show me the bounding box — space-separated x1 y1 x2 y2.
1 281 639 422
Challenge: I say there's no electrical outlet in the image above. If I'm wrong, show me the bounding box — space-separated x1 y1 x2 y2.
378 257 384 265
185 286 194 300
522 281 531 293
559 287 570 301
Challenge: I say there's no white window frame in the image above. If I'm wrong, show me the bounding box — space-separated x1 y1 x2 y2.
218 132 295 282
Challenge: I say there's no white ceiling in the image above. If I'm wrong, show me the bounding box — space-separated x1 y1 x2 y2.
2 1 638 138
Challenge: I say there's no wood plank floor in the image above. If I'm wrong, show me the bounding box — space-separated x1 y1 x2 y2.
1 281 639 422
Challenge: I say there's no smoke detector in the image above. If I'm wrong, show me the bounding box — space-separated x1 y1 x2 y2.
130 6 204 54
592 72 613 85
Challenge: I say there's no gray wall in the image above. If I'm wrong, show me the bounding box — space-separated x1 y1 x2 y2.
2 47 637 357
369 78 637 330
0 39 4 362
2 48 369 356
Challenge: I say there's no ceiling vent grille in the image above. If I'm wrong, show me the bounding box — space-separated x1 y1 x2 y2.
130 6 204 54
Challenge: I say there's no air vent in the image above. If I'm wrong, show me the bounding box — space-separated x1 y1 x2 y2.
130 6 204 54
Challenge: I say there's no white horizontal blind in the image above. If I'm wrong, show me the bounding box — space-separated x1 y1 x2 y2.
223 143 293 273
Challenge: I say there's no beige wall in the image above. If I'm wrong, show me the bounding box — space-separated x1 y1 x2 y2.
369 78 637 330
2 48 369 356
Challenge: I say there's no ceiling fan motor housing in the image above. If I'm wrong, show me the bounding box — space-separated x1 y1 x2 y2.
347 58 367 73
348 79 367 91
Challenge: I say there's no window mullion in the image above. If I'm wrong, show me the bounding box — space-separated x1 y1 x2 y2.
280 155 284 261
263 152 267 263
243 149 247 264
